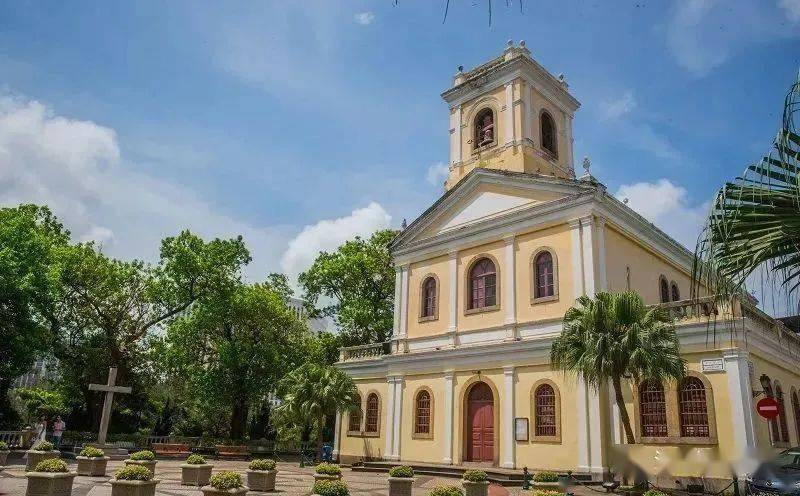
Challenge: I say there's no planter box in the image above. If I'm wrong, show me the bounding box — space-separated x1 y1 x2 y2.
25 450 60 472
313 473 341 482
0 450 9 466
532 482 561 490
123 459 157 475
463 481 490 496
76 456 110 476
200 485 249 496
388 477 415 496
181 464 214 486
25 471 76 496
110 479 161 496
247 469 277 491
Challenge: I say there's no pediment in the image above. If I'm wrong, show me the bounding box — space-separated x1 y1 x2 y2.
393 169 592 250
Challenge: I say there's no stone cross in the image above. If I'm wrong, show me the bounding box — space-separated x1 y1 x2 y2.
88 367 132 446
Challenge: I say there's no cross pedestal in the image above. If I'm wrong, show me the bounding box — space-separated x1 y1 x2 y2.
88 367 132 458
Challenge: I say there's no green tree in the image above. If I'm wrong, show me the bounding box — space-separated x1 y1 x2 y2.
165 283 310 439
12 388 68 425
275 363 359 458
694 72 800 305
550 291 685 444
300 230 397 345
0 204 69 427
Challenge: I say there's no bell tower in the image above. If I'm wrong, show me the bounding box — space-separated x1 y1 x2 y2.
441 40 580 190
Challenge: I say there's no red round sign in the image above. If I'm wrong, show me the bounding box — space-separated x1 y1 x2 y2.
756 397 780 420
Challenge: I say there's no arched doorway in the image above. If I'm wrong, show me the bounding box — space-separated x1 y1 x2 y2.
466 381 494 462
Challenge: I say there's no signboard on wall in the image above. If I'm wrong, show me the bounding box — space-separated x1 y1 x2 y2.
701 358 725 373
515 418 529 441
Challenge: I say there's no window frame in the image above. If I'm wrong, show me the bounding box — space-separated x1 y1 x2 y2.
531 248 559 304
363 392 381 437
659 275 670 304
472 107 497 152
347 393 363 436
531 379 562 443
792 388 800 444
670 281 680 302
539 110 558 159
638 380 669 439
419 274 440 322
678 376 710 438
412 387 435 439
776 382 791 444
464 255 501 315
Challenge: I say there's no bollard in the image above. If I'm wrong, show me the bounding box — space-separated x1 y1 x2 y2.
522 467 531 490
733 475 740 496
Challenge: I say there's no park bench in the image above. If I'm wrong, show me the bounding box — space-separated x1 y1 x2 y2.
248 440 274 458
216 444 248 460
152 443 191 458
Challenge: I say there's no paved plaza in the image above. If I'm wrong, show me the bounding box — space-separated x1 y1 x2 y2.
0 460 552 496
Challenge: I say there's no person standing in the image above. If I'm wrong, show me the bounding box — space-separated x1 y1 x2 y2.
52 416 66 448
35 417 47 444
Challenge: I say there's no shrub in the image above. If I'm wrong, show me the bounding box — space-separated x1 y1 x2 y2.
0 441 8 450
115 465 153 481
533 471 559 483
389 465 414 478
129 450 156 461
462 470 487 483
313 480 349 496
186 454 206 465
34 459 68 473
428 485 463 496
249 458 277 471
315 463 342 476
210 471 243 490
643 491 668 496
80 446 105 458
532 491 562 496
31 441 55 451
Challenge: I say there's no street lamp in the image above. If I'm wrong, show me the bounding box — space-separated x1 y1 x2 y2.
752 374 773 398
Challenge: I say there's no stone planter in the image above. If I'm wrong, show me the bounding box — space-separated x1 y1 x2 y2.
0 450 9 466
313 473 341 482
110 479 161 496
388 477 415 496
462 481 490 496
181 464 214 486
532 482 561 490
123 459 157 475
247 469 277 491
25 450 60 472
25 471 76 496
76 456 110 476
200 485 249 496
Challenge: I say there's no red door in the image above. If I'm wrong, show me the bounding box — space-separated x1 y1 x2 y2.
467 382 494 462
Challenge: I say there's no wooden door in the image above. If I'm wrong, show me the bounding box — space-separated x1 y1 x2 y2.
467 382 494 462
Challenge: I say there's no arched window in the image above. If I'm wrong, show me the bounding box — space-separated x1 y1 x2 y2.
540 111 557 157
469 258 497 310
763 378 781 443
679 377 709 437
474 108 495 149
776 384 791 443
348 394 362 433
365 393 380 434
414 390 431 436
534 384 557 437
421 277 437 319
659 276 670 304
534 251 555 299
639 381 668 437
792 390 800 443
671 282 680 302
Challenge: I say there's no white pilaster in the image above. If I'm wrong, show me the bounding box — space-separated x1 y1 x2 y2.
399 265 409 337
587 386 605 474
443 370 455 464
521 82 531 142
333 411 342 458
608 380 622 445
580 216 596 296
448 251 458 334
724 352 757 475
576 376 590 472
392 376 404 460
569 219 584 299
504 82 515 145
392 267 402 336
565 113 575 174
501 366 516 469
384 377 397 460
596 217 607 292
451 106 462 164
503 235 517 331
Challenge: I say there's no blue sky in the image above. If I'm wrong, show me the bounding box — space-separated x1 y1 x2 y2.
1 0 799 294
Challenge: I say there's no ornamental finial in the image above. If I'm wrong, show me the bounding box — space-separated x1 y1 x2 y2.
582 156 591 175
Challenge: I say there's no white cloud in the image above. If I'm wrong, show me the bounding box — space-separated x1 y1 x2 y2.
354 12 375 25
280 202 391 281
0 92 291 279
615 179 709 249
598 91 636 121
779 0 800 21
425 162 449 187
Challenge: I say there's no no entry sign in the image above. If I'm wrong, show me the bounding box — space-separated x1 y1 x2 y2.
756 397 780 420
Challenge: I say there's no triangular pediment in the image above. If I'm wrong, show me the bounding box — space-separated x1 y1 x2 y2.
393 169 594 250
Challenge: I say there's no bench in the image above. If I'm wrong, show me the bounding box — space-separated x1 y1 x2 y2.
153 443 191 458
216 445 248 460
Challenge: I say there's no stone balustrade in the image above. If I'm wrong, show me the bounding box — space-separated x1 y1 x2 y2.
339 341 390 362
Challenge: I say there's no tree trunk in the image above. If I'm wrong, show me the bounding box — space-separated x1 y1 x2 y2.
612 375 636 444
230 397 248 441
316 415 324 462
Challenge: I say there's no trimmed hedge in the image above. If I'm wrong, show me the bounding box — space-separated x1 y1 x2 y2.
115 465 153 481
80 446 105 458
210 471 243 490
0 441 8 450
532 491 562 496
533 471 559 483
249 458 277 471
644 491 668 496
389 465 414 478
129 450 156 461
34 459 69 473
428 485 464 496
462 470 487 483
31 441 55 451
315 463 342 475
313 480 349 496
186 454 206 465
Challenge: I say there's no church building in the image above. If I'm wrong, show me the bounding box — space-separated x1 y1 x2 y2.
334 42 800 482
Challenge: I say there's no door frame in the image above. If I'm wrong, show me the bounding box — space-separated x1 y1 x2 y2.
459 376 500 466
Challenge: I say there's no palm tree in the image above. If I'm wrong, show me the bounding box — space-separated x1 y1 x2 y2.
550 291 685 444
275 363 360 460
694 72 800 306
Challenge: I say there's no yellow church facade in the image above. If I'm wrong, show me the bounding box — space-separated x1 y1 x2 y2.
334 42 800 482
